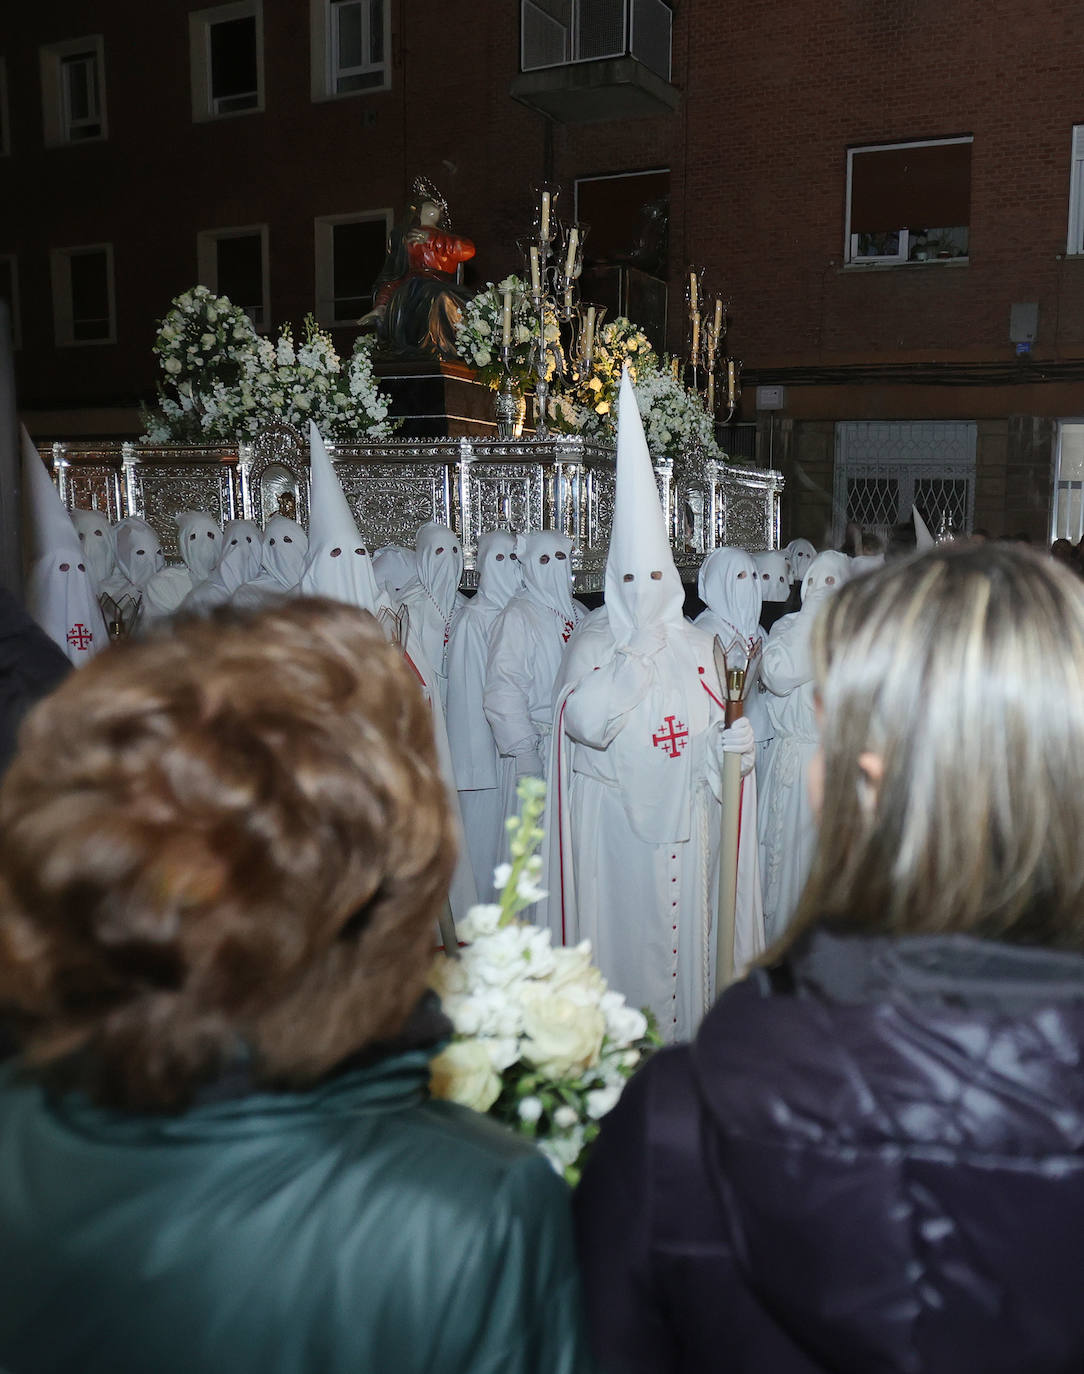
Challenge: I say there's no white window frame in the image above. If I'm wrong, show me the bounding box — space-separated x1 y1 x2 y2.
50 243 116 347
189 0 265 123
40 36 107 147
196 224 270 329
844 136 972 266
0 253 21 349
1067 126 1084 255
1052 419 1084 541
0 59 10 156
314 209 392 326
310 0 390 101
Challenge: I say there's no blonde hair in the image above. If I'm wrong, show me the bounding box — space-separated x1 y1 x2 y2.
792 544 1084 949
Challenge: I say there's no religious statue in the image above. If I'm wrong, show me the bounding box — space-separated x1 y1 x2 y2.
363 177 475 359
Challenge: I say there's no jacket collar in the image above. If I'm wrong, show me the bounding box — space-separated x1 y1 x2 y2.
785 927 1084 1015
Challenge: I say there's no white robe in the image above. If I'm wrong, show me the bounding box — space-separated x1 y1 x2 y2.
757 609 818 944
446 596 505 899
484 593 585 838
543 613 764 1044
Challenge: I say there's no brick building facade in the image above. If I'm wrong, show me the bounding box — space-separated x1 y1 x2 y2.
4 0 1084 541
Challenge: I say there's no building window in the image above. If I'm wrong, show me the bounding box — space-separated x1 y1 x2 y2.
845 137 971 265
311 0 389 99
575 169 669 352
51 245 116 346
314 212 390 326
1067 126 1084 255
197 225 269 327
40 36 107 146
0 60 10 155
190 1 264 121
1053 421 1084 541
0 254 20 349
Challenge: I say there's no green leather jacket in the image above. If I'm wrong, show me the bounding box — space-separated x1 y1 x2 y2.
0 1045 595 1373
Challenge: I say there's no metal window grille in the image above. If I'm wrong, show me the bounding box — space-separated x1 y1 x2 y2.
834 421 976 543
521 0 671 77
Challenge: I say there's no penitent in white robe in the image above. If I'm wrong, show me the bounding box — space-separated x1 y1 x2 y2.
757 551 851 943
544 612 764 1044
445 532 521 899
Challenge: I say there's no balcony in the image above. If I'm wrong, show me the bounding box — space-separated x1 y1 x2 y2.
511 0 679 125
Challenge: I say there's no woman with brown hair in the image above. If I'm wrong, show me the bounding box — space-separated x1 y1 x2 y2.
0 599 592 1374
575 543 1084 1373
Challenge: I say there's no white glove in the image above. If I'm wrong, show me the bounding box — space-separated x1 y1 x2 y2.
718 716 756 777
515 749 544 779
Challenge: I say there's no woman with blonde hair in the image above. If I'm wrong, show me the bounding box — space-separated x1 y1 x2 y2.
0 598 592 1374
575 543 1084 1374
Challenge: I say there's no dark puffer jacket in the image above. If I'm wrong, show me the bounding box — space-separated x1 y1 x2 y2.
574 929 1084 1374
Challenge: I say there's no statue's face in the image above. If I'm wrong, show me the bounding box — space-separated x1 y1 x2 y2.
419 199 441 227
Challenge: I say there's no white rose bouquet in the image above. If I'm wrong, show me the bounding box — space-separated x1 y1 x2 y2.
141 289 397 443
428 777 658 1184
454 275 561 392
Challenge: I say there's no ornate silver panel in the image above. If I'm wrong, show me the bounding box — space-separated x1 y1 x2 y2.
40 428 783 592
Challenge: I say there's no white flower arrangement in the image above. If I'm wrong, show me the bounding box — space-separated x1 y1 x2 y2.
428 777 657 1184
141 288 397 443
454 275 561 392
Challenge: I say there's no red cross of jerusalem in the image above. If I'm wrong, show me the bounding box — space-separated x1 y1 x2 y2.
66 623 93 651
652 715 689 759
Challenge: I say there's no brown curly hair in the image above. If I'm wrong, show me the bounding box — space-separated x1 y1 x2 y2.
0 598 457 1111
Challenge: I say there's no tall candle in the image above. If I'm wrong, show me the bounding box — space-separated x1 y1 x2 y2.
691 310 700 359
502 289 512 349
689 271 698 313
529 246 541 294
540 192 550 241
671 355 680 381
565 227 579 276
583 305 596 358
707 373 715 414
563 286 573 313
713 297 723 338
727 359 737 405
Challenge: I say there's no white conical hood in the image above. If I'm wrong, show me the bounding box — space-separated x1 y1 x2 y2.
785 538 816 584
22 425 107 664
604 368 684 644
414 521 463 619
519 530 576 618
475 529 522 610
913 505 935 551
70 508 116 588
175 511 222 580
372 545 418 599
800 549 852 614
260 515 307 589
753 550 791 603
298 421 382 613
114 517 165 589
697 546 762 642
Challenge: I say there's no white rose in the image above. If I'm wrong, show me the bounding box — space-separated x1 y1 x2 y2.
518 1095 543 1123
429 1039 501 1112
521 986 605 1078
200 333 215 350
458 903 501 940
164 357 183 375
585 1084 622 1119
553 1104 579 1129
484 1036 520 1072
600 990 648 1046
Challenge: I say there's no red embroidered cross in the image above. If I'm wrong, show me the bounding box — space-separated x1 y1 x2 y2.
561 618 574 642
66 623 93 651
652 716 688 759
